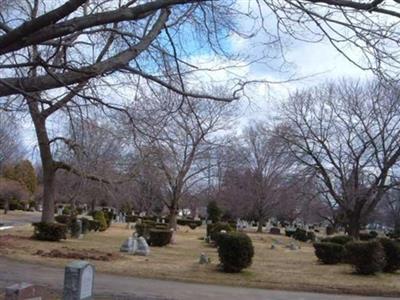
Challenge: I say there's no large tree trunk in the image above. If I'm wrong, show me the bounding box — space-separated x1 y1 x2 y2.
41 162 56 223
169 210 177 230
257 217 265 233
28 98 56 223
168 198 178 230
346 213 361 239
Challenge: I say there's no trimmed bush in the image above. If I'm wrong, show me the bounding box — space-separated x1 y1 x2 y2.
141 216 157 222
102 210 113 228
62 206 71 215
269 227 281 235
370 231 378 238
177 219 202 229
88 220 100 232
313 242 344 264
135 223 152 240
207 222 234 241
285 228 296 237
93 211 107 231
322 235 353 245
346 240 386 275
217 232 254 273
379 238 400 273
207 200 222 223
188 222 199 230
149 229 173 246
292 228 307 241
55 215 72 225
32 222 67 241
387 229 400 239
126 215 138 223
154 223 169 229
359 231 378 241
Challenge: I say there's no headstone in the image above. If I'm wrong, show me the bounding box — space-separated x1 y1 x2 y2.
199 253 209 264
5 283 41 300
77 220 83 239
57 208 63 215
71 220 82 239
286 242 300 250
120 237 134 253
63 261 94 300
135 237 150 256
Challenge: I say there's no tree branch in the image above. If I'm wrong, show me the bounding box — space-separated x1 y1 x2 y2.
0 0 87 51
0 10 169 97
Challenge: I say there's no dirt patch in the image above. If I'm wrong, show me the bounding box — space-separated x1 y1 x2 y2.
0 234 30 247
35 247 121 261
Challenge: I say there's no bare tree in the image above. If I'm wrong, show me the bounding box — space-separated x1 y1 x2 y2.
129 89 233 229
0 178 29 214
279 80 400 237
219 123 295 231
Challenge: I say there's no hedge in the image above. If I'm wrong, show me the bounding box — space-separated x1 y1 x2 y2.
126 215 138 223
32 222 67 241
292 228 315 242
313 242 344 264
177 219 202 229
217 232 254 273
149 229 173 246
88 220 101 232
359 231 378 241
379 238 400 273
346 240 386 275
93 211 107 231
321 235 353 245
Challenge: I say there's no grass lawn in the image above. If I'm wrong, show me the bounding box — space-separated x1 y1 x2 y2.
0 217 399 297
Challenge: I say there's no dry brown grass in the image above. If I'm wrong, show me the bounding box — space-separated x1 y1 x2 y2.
1 221 399 297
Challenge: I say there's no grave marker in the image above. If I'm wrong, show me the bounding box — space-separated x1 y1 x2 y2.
63 261 94 300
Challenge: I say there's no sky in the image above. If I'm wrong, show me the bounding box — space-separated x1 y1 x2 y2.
16 0 375 162
186 21 372 128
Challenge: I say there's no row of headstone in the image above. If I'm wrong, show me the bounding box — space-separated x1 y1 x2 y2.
115 213 126 223
236 219 250 231
5 261 95 300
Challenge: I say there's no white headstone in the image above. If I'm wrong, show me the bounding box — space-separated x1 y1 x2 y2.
135 237 150 256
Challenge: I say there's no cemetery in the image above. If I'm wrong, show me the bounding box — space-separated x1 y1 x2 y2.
2 1 400 299
0 210 399 298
